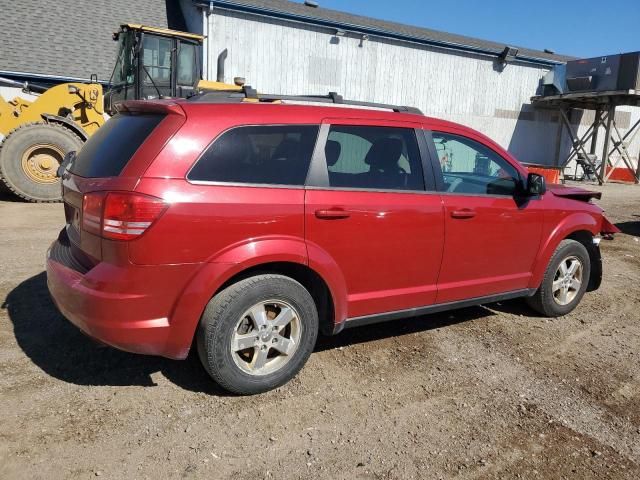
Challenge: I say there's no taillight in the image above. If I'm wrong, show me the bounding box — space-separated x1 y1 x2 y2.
82 192 105 236
82 192 167 241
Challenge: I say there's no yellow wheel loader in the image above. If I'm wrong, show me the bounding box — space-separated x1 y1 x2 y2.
0 24 242 202
0 78 105 201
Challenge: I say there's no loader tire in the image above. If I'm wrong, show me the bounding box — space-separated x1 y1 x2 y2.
0 123 83 202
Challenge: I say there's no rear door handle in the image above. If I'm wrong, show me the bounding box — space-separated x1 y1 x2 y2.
315 209 351 220
451 209 476 219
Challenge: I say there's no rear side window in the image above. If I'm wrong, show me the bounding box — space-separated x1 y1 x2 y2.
71 114 164 178
188 125 319 186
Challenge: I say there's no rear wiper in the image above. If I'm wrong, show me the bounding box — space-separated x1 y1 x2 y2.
57 151 76 178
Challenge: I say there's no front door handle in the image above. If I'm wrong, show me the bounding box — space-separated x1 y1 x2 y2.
315 208 351 220
451 209 476 219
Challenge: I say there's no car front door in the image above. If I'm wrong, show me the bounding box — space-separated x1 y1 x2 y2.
427 130 543 303
305 119 444 320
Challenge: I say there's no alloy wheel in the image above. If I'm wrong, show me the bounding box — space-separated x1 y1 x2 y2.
230 300 302 376
552 255 583 306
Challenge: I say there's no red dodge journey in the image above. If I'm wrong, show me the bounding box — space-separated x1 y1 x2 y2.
46 91 619 394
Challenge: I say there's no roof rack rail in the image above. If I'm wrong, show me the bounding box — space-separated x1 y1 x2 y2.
189 86 423 115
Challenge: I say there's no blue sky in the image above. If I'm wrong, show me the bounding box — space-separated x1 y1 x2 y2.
312 0 639 58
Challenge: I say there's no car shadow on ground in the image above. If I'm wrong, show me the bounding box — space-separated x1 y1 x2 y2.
315 297 543 352
2 272 231 395
316 307 490 352
483 299 547 318
4 271 533 395
616 218 640 237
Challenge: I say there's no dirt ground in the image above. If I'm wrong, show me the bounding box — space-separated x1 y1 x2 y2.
0 181 639 480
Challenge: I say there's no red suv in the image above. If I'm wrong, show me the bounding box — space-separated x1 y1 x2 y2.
46 92 619 394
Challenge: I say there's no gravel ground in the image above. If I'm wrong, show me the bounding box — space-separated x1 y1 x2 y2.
0 182 639 479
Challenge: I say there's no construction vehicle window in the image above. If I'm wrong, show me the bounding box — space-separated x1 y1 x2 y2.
177 43 197 86
325 126 425 191
188 125 319 186
111 32 136 85
432 133 519 195
142 35 172 85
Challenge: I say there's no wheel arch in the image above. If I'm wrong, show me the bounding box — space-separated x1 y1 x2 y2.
214 262 336 336
169 250 346 359
565 230 602 291
529 212 601 291
41 113 89 141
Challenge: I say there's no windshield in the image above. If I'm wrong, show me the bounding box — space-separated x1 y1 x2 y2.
110 32 136 86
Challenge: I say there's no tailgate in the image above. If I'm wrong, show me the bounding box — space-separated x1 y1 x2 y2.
61 173 138 265
59 104 185 264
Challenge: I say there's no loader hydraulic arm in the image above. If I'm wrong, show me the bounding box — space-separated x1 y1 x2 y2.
0 82 105 138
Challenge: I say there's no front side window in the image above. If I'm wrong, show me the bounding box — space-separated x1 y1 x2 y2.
433 133 520 195
188 125 319 186
324 125 425 191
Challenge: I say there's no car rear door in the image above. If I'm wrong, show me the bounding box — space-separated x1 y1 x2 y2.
305 118 444 320
426 129 544 303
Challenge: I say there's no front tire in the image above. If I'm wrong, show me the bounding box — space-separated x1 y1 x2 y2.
527 239 591 317
0 123 83 202
197 274 319 395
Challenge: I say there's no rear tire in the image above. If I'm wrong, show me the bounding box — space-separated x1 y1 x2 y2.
0 123 83 202
527 239 591 317
197 274 319 395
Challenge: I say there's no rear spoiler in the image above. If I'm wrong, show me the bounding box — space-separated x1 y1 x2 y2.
115 100 185 116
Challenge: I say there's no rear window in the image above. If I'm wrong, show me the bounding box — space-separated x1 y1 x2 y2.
70 113 164 177
188 125 319 186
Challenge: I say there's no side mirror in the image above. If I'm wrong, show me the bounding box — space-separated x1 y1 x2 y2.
526 173 546 196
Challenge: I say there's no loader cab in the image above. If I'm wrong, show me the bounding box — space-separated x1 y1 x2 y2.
105 24 202 114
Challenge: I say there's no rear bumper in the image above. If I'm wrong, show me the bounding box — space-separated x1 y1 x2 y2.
46 237 200 359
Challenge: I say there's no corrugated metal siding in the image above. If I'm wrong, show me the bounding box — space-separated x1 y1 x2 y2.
206 12 563 165
198 0 572 64
206 10 640 170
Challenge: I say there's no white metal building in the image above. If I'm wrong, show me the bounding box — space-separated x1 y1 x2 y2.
2 0 638 171
178 0 640 171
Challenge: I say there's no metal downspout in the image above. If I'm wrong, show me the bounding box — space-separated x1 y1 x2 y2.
202 1 214 80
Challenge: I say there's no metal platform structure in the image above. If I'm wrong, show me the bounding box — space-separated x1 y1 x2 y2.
531 89 640 184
